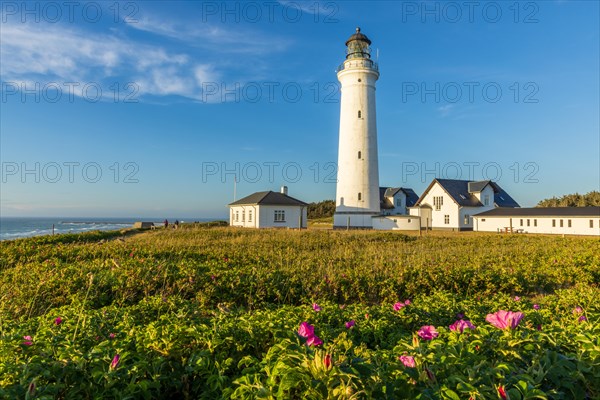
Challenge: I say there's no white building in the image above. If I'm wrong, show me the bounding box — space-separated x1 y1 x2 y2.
334 28 381 229
228 187 307 229
409 179 519 231
380 187 419 215
473 207 600 236
372 214 422 230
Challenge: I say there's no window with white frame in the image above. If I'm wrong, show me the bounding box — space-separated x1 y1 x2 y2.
590 220 594 228
568 219 571 228
444 215 449 224
464 214 469 225
552 219 556 227
433 196 443 211
484 195 490 206
248 210 252 222
560 220 564 227
534 219 537 227
242 211 245 222
396 198 402 207
527 219 530 227
235 211 239 222
274 210 285 222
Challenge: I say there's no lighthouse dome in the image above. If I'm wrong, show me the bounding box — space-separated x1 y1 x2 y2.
345 27 372 46
345 27 372 60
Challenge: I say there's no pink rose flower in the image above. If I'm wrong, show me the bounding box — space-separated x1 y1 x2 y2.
448 319 476 333
417 325 439 340
312 303 322 312
298 322 315 338
306 335 323 346
345 320 355 329
54 317 63 325
110 354 120 370
398 355 416 368
22 336 33 346
486 310 524 330
393 302 405 311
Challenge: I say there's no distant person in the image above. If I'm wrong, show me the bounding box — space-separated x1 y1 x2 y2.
164 219 168 228
175 220 180 229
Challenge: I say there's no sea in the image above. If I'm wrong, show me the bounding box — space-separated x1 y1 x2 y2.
0 217 217 241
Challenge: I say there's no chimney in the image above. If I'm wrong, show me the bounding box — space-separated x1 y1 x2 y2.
281 186 288 195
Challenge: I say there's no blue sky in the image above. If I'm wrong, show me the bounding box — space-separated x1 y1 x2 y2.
1 0 598 218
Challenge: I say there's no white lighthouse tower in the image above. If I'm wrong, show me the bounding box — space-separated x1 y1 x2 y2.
333 27 381 229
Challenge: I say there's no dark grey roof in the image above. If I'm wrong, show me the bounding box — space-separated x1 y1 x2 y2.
415 179 519 208
489 182 520 207
402 188 419 207
228 191 307 207
379 187 394 209
468 181 490 193
380 187 419 209
475 207 600 217
384 187 402 197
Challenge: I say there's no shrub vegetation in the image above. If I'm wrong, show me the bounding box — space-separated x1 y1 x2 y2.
0 227 598 399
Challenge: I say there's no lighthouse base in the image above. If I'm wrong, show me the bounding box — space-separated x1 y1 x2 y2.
333 212 380 230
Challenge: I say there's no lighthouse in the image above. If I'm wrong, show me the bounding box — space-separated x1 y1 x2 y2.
333 27 381 229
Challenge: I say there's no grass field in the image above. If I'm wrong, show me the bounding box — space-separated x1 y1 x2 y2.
0 226 598 399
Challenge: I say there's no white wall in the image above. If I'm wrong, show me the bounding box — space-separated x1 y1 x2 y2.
373 215 421 230
471 185 494 205
230 205 307 229
420 183 460 229
333 212 379 229
230 205 259 228
460 206 493 230
335 57 380 222
409 206 431 228
384 192 407 215
474 215 600 236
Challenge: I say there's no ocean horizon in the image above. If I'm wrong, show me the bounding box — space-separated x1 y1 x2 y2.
0 216 225 241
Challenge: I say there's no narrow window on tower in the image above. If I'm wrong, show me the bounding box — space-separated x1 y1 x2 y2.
358 192 362 201
358 151 361 159
358 110 361 118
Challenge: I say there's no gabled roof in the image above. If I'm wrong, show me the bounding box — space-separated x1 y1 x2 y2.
474 207 600 217
402 188 419 207
468 180 490 193
228 191 308 207
415 179 519 208
489 182 520 207
380 187 419 209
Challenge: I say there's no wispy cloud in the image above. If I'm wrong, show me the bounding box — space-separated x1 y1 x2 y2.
1 14 290 102
276 0 339 18
437 104 455 117
125 15 290 54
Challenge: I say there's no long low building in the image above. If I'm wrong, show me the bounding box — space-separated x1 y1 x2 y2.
472 207 600 236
